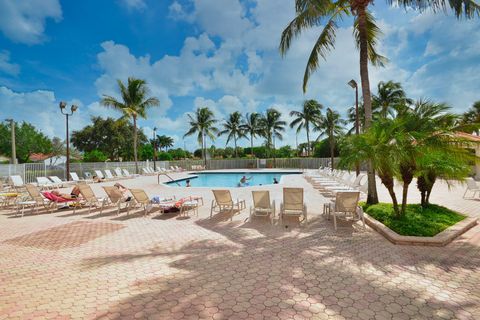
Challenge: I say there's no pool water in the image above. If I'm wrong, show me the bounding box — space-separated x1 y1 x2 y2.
166 172 300 188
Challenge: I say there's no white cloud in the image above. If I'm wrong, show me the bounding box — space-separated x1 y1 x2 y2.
119 0 146 11
0 0 62 44
0 51 20 76
0 86 86 138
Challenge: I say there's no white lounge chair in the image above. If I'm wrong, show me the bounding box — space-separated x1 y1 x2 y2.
94 170 105 180
210 190 246 220
37 177 57 190
325 191 363 230
250 191 275 224
9 175 25 190
463 178 480 198
122 169 132 177
280 188 307 224
49 176 73 187
104 170 116 180
114 168 124 178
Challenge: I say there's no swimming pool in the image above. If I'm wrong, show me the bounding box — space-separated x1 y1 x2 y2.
166 171 300 188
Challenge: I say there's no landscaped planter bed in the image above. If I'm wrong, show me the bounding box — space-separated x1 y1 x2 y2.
362 203 478 246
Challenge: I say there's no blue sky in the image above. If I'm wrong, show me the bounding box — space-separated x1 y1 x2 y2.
0 0 479 150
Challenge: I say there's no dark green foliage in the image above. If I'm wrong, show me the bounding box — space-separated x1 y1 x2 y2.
0 121 52 163
71 117 147 161
363 203 465 237
83 150 108 162
157 152 173 161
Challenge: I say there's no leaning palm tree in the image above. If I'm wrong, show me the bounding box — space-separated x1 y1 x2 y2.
101 77 159 173
290 99 323 156
240 112 262 157
260 108 286 159
280 0 479 204
314 108 345 170
219 111 245 158
373 81 412 118
184 107 218 166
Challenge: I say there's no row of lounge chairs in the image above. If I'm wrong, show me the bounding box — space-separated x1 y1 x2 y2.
211 188 307 224
13 183 203 217
305 168 366 230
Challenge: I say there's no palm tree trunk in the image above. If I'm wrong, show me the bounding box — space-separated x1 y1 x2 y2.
329 132 334 170
234 134 238 158
357 5 378 205
202 131 207 167
250 134 254 158
379 174 400 216
133 116 138 174
306 122 310 157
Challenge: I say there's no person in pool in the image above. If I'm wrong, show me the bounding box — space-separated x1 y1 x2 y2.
186 179 191 187
273 178 279 184
240 175 251 185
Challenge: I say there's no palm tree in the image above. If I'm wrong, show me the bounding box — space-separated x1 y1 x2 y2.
373 81 412 118
290 99 323 156
219 112 245 158
155 135 174 151
260 108 286 159
240 112 262 158
279 0 478 204
101 77 159 173
340 119 402 215
461 101 480 134
184 107 218 166
314 108 345 170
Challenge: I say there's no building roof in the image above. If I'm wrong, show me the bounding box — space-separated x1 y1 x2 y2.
29 153 53 162
455 132 480 142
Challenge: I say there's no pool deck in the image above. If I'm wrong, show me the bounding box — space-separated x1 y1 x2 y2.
0 170 479 319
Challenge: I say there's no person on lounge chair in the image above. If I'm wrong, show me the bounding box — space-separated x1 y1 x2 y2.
114 183 131 201
51 186 81 200
93 175 105 183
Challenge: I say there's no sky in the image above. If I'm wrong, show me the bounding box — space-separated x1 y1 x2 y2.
0 0 479 151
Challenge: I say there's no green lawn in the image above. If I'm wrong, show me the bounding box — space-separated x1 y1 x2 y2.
362 203 466 237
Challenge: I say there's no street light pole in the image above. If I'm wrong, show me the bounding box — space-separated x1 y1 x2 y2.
348 79 360 176
153 127 157 171
5 119 16 164
59 102 78 181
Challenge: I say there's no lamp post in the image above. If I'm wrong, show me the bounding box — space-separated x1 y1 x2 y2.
153 127 157 171
59 102 78 181
348 79 360 176
5 119 16 164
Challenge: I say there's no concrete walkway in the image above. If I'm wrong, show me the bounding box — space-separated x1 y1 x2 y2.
0 172 479 319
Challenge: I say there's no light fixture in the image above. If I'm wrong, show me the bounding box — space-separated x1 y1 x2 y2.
348 79 357 89
59 101 67 109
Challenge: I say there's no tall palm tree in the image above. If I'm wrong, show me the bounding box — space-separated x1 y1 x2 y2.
314 108 345 170
290 99 323 156
240 112 262 157
279 0 478 204
260 108 286 159
101 77 159 173
155 135 174 151
184 107 218 166
219 111 245 158
373 81 412 118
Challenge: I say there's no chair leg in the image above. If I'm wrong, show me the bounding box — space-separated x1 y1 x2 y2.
333 212 337 230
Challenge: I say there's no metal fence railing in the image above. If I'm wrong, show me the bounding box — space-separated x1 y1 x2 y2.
0 157 337 183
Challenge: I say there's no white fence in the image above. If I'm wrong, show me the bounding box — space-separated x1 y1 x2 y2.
0 158 336 183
